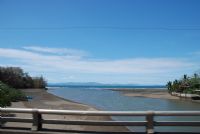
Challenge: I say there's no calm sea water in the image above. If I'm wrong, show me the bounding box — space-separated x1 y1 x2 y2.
48 86 200 132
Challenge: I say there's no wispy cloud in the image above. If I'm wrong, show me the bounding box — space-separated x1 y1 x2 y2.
0 47 197 84
23 46 87 58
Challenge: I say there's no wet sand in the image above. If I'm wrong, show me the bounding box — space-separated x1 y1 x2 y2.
112 88 179 100
5 88 129 132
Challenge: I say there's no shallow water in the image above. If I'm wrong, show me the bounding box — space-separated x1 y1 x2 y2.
48 87 200 132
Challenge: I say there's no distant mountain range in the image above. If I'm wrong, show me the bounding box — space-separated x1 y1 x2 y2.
48 82 165 88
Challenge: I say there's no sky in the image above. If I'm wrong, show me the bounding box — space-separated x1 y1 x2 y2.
0 0 200 85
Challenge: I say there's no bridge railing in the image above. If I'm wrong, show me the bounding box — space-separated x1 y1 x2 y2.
1 108 200 134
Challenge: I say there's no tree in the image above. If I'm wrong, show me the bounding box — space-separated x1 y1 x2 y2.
183 74 188 81
189 73 200 89
32 76 47 88
167 72 200 94
167 81 172 93
0 66 47 89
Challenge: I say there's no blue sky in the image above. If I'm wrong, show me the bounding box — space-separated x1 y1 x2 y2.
0 0 200 84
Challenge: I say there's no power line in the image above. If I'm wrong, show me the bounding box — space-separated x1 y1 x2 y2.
1 26 200 31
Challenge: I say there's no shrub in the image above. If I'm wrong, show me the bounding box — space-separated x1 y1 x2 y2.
0 81 26 107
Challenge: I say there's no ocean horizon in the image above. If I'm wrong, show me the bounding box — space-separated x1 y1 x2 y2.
47 84 166 89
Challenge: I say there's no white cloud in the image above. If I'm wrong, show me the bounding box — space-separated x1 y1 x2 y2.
23 46 87 58
0 47 197 84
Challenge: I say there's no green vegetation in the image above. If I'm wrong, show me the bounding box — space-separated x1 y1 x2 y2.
167 73 200 94
0 81 26 107
0 66 47 89
0 66 47 107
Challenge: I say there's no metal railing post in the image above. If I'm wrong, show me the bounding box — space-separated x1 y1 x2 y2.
146 111 154 134
31 109 42 131
0 107 2 128
0 114 2 128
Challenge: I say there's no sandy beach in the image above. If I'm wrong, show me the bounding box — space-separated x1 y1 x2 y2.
112 88 179 100
4 88 129 133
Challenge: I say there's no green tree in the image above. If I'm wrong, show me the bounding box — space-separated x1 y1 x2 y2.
167 72 200 94
167 81 173 93
0 66 47 89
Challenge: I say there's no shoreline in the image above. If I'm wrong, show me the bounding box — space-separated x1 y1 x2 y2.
112 88 180 100
112 88 200 103
6 88 129 132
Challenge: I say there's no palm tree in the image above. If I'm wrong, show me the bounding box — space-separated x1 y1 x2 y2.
194 73 199 79
183 74 187 81
167 81 172 93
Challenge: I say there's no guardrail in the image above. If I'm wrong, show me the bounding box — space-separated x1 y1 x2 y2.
1 108 200 134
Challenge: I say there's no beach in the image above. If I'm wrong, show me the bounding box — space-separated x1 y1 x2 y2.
112 88 179 100
5 88 129 133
